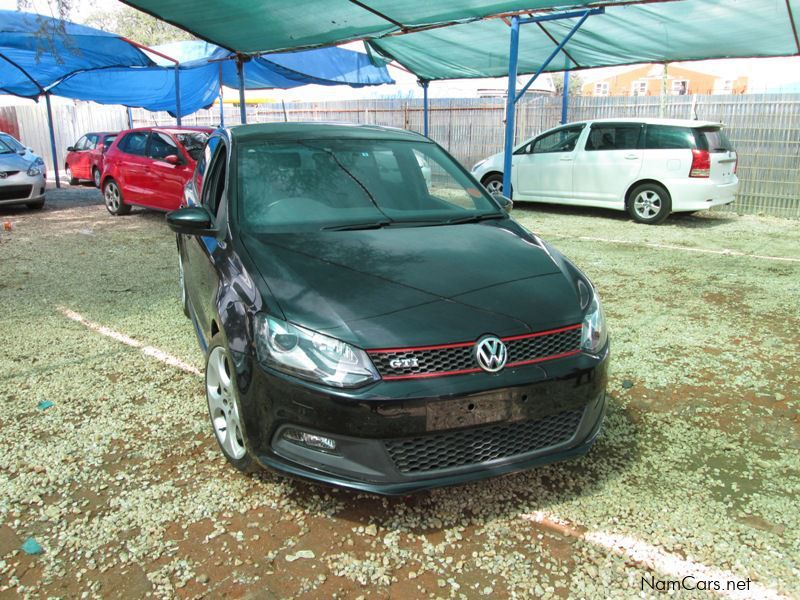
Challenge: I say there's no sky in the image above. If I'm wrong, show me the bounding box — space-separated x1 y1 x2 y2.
4 0 800 103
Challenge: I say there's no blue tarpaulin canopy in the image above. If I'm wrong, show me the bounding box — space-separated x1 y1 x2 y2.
0 10 155 97
50 40 394 117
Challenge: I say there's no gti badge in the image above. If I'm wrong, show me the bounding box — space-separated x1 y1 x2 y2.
475 335 507 373
390 357 419 369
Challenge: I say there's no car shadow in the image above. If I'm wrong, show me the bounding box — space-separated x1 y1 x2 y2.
264 394 640 534
511 201 737 229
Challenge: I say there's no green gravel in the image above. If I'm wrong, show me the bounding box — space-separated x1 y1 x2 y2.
0 191 797 598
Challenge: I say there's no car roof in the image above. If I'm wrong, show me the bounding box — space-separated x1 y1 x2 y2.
583 117 725 129
228 122 428 143
120 126 214 135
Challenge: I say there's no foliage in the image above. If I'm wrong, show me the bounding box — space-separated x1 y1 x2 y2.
86 6 194 46
552 71 584 96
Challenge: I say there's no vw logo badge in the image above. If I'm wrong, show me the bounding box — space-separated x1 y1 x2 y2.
475 335 507 373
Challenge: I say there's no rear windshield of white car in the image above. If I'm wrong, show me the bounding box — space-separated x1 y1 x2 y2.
237 138 501 233
643 124 733 153
697 128 734 153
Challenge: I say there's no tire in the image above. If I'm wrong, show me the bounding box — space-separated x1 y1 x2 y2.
627 182 671 225
205 334 258 473
92 168 101 188
26 199 45 210
65 165 78 185
103 179 131 216
178 252 189 318
481 172 505 195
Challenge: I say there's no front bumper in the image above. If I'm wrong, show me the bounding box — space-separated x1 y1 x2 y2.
0 172 46 207
234 346 609 495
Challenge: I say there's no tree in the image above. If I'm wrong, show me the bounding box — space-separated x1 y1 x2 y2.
552 72 584 96
86 6 194 46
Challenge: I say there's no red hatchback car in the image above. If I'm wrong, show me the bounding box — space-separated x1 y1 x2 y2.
101 126 213 215
65 132 118 188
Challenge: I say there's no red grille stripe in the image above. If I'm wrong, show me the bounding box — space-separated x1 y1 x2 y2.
368 323 581 354
506 349 582 368
501 323 582 342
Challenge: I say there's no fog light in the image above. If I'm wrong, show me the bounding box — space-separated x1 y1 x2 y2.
283 429 338 453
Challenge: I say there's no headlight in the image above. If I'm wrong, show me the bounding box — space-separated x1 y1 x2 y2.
254 314 379 388
471 159 486 171
581 290 608 354
26 166 42 176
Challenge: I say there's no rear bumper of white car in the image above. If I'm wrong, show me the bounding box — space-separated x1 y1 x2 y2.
667 177 738 213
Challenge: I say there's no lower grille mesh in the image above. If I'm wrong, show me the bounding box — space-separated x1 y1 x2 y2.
384 408 583 474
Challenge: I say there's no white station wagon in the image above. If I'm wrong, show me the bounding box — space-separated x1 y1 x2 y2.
471 118 738 224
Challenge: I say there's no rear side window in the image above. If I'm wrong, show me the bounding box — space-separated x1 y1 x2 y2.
697 127 734 152
117 132 149 156
643 126 697 150
585 124 641 151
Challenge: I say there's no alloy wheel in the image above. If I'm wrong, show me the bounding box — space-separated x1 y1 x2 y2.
206 346 246 460
485 179 503 194
633 190 662 220
65 166 73 183
93 169 101 188
104 182 120 213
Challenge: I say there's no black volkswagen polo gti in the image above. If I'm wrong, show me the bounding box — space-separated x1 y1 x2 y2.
167 123 609 495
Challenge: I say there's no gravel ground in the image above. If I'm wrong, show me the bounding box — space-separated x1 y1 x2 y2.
1 188 798 599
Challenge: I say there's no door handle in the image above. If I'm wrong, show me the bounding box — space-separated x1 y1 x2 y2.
624 154 639 160
560 156 573 161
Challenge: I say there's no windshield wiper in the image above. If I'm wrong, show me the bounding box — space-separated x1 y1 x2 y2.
321 220 392 231
440 213 506 226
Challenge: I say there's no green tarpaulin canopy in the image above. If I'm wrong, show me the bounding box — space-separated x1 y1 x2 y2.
122 0 800 80
120 0 644 54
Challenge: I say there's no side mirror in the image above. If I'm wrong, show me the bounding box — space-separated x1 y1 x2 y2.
492 192 513 213
164 154 181 165
166 206 216 236
66 146 75 152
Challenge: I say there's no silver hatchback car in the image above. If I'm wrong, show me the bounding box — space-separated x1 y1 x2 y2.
0 138 46 210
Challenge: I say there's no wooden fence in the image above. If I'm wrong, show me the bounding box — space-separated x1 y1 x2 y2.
7 93 799 218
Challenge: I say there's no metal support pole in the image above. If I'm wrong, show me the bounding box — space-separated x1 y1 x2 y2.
218 63 225 128
236 57 247 125
126 106 133 129
174 63 182 126
561 70 570 124
501 16 520 199
44 93 60 189
420 80 429 136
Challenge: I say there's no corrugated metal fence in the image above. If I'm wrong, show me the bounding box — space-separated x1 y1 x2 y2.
7 93 800 218
11 102 128 175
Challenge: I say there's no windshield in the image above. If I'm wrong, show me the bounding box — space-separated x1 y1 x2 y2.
175 132 208 161
238 138 501 232
0 138 14 154
0 134 23 153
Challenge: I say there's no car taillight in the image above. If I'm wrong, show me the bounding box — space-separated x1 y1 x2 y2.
690 149 710 178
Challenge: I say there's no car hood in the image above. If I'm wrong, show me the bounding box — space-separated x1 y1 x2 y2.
241 220 584 349
0 152 32 171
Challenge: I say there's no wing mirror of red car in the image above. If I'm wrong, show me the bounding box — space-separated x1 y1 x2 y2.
164 154 181 165
66 146 75 152
166 206 217 236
